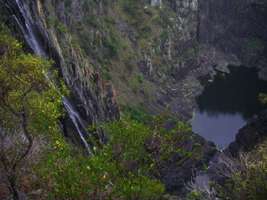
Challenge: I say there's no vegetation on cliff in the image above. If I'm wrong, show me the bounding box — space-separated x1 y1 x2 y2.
0 29 211 200
41 0 199 117
0 28 63 199
1 0 267 199
37 110 206 199
216 140 267 200
214 98 267 200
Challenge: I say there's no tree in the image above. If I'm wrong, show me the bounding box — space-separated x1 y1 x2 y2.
216 141 267 200
0 30 63 199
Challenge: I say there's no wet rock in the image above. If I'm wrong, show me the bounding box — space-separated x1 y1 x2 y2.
199 0 267 69
159 133 217 194
4 0 120 148
191 110 267 198
227 110 267 157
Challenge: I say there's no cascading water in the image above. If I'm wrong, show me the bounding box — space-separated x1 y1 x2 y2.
63 98 92 155
14 0 45 56
9 0 92 154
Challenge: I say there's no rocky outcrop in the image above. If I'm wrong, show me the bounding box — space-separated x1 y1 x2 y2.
2 0 266 167
2 0 266 122
1 0 119 148
191 110 267 199
227 110 267 156
199 0 267 79
1 0 267 197
160 133 217 194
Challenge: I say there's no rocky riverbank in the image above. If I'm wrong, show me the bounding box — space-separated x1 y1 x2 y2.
190 110 267 199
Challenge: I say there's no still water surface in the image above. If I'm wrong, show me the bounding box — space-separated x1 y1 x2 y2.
192 66 267 149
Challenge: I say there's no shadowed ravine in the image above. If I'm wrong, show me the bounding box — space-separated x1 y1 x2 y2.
1 0 267 199
192 66 267 148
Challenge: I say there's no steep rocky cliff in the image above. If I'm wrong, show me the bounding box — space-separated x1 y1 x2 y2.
1 0 120 148
1 0 267 198
199 0 267 79
2 0 266 122
2 0 199 120
191 110 267 199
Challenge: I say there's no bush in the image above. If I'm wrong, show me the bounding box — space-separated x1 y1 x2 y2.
186 190 206 200
38 118 167 199
38 114 195 199
218 141 267 200
122 105 152 123
0 28 64 199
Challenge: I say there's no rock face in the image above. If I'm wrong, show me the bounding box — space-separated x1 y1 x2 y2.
227 110 267 156
199 0 267 79
1 0 267 196
160 133 217 194
191 110 267 199
3 0 266 121
2 0 119 148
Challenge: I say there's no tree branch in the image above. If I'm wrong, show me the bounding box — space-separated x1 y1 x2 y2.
12 106 33 171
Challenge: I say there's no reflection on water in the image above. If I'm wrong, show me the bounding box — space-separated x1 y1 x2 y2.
192 111 246 149
192 66 267 149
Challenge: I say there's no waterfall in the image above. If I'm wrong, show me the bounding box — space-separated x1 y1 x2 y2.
14 0 45 56
10 0 92 154
63 98 92 155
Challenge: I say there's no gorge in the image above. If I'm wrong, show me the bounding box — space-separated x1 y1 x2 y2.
0 0 267 199
192 66 267 149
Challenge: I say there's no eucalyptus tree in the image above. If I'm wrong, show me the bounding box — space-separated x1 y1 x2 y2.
0 30 63 199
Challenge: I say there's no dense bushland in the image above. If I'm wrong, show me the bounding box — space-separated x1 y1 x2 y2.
0 28 63 199
0 30 195 200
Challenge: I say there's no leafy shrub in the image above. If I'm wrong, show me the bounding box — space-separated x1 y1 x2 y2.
128 74 145 93
103 33 121 58
38 113 195 200
38 118 167 199
186 190 206 200
122 105 152 123
0 28 64 199
218 141 267 200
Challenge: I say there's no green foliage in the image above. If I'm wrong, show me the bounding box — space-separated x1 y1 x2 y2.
102 31 122 58
0 30 63 135
39 117 167 199
0 29 65 199
120 0 142 19
76 15 125 62
114 175 164 200
0 30 205 200
122 105 152 123
218 141 267 200
186 190 206 200
47 16 67 33
38 140 93 199
128 74 145 93
38 111 197 200
56 21 68 33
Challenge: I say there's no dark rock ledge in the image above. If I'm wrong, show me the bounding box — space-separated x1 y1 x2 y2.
190 110 267 199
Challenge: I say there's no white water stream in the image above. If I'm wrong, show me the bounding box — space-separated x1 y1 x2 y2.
13 0 92 154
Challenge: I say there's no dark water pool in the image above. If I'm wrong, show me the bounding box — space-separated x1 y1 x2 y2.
191 66 267 149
